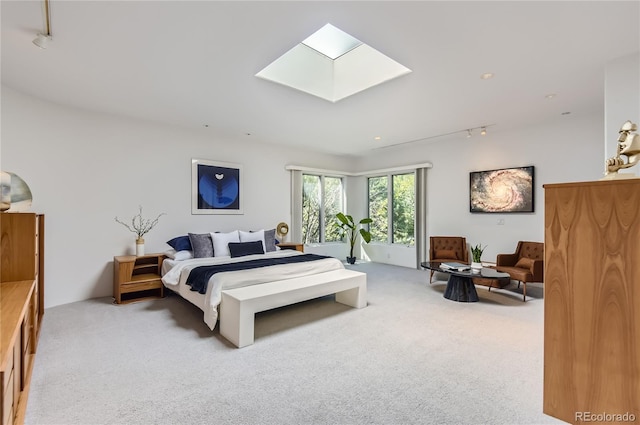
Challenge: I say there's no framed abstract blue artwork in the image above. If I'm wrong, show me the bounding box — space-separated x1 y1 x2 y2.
192 159 243 214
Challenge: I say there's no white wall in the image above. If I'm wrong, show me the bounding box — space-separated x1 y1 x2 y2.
335 52 638 269
363 243 415 268
353 112 605 266
604 52 640 176
1 86 353 308
0 64 626 307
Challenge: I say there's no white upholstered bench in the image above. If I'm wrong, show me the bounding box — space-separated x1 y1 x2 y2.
219 269 367 348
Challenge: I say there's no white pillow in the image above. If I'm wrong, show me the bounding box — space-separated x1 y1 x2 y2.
239 229 265 252
211 230 240 257
164 249 194 261
174 250 193 261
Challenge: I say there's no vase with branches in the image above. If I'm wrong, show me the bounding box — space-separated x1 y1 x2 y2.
335 212 373 264
115 206 165 256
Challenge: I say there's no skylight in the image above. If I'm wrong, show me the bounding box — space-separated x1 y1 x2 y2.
255 24 411 103
301 24 362 59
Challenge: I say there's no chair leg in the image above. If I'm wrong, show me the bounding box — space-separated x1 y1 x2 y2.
517 281 521 289
430 270 434 284
522 282 526 302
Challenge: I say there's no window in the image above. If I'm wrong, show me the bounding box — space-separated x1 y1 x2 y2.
323 176 343 242
302 174 344 244
368 176 388 242
392 173 415 245
368 172 415 245
302 175 320 243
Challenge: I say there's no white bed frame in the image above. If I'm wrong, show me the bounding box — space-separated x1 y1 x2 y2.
219 269 367 348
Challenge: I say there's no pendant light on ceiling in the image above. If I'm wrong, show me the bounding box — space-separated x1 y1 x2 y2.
33 0 52 49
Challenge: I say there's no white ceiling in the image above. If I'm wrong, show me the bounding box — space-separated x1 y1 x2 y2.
2 1 639 156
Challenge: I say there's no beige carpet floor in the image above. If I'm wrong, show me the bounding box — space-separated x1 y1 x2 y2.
26 262 563 425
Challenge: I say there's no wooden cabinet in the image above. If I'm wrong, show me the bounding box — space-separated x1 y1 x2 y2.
0 282 35 425
113 254 165 304
0 212 44 425
0 213 44 320
543 179 640 423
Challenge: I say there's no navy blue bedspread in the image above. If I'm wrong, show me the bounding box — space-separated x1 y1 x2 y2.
185 254 333 294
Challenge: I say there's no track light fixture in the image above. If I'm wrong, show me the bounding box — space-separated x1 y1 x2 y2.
33 0 51 49
464 125 491 139
372 123 495 150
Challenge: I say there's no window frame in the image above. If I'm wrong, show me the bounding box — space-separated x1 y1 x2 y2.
301 172 345 244
367 171 416 246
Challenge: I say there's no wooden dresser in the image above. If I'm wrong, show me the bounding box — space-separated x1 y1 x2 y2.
0 213 45 425
543 179 639 423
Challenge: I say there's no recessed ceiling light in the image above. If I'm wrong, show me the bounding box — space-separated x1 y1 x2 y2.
374 136 381 141
545 93 557 99
480 73 494 80
561 112 571 115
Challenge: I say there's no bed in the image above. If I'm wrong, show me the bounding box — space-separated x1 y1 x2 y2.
161 248 348 330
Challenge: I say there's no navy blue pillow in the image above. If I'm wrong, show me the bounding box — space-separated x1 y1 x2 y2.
228 241 265 258
166 235 192 251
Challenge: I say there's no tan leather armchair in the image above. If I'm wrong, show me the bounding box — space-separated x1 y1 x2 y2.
429 236 469 283
495 241 544 301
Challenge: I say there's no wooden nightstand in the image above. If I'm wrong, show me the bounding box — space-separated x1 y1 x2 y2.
113 253 165 304
276 243 304 252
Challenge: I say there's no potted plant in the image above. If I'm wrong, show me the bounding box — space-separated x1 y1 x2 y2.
470 243 486 269
335 212 372 264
